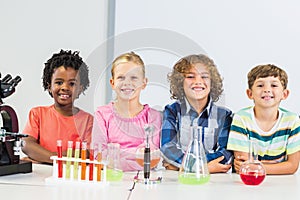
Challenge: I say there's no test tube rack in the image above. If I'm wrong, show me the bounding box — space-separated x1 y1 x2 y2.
45 156 108 187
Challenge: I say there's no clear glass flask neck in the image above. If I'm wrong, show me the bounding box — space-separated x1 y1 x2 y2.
239 139 266 186
248 140 258 163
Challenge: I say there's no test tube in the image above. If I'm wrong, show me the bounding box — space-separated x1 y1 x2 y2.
57 140 63 178
73 141 81 180
89 145 95 181
81 141 87 180
96 144 102 182
65 141 73 179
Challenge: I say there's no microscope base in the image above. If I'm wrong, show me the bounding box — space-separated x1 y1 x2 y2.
0 160 32 176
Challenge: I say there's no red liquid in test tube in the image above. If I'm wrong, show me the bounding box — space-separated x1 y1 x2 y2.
89 147 94 181
57 140 63 178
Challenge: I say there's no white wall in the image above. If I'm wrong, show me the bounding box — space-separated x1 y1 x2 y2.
0 0 108 131
2 0 300 133
114 0 300 114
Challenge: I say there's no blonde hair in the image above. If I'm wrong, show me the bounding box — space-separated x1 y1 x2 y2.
247 64 288 89
168 54 223 102
111 52 145 78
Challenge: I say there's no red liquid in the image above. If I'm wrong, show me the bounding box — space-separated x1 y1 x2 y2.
136 158 160 168
89 149 94 181
240 172 265 185
57 145 63 178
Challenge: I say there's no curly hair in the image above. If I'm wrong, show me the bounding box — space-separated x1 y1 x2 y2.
247 64 288 89
168 54 223 102
42 49 90 97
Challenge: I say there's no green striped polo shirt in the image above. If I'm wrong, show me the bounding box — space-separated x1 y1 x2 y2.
227 106 300 163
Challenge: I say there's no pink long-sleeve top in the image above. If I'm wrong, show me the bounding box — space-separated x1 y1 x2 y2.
91 102 162 171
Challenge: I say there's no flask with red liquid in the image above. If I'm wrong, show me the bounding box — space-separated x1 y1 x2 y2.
239 139 266 185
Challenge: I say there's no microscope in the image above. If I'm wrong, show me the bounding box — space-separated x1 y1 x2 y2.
0 72 32 176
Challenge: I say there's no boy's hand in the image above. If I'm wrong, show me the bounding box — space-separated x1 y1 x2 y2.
162 160 179 171
233 155 247 174
20 156 41 164
208 156 232 173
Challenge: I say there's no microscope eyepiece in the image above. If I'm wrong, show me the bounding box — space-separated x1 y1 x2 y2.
9 76 22 87
0 73 22 100
2 74 12 83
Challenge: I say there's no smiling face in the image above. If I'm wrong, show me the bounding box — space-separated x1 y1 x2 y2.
183 63 211 106
110 61 147 102
246 76 289 109
49 66 82 108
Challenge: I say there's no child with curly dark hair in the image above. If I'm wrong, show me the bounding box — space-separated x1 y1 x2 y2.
22 49 93 164
160 54 233 173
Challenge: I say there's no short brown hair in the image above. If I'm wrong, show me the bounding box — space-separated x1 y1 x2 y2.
247 64 288 89
168 54 223 102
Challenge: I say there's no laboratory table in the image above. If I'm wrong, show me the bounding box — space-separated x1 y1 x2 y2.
0 164 299 200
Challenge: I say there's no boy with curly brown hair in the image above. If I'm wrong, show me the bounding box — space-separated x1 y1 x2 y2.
161 54 233 173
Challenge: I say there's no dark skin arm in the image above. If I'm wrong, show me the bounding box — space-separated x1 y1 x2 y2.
22 136 57 164
22 136 90 164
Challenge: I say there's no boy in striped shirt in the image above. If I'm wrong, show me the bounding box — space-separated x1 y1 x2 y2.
227 64 300 174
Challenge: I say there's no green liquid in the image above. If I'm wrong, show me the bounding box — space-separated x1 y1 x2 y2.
178 173 210 185
65 148 73 179
106 169 123 181
73 149 80 179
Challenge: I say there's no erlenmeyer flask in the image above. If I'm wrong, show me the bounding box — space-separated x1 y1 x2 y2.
239 139 266 185
178 126 210 185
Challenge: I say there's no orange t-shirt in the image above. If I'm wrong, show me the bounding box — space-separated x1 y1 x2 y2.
23 105 93 152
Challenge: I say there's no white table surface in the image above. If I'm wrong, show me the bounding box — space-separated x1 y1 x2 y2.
0 164 299 200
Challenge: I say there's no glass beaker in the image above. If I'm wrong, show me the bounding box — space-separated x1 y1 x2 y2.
178 126 210 185
106 143 123 181
239 139 266 185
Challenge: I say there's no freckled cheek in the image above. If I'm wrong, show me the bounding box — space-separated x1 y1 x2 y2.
115 82 123 88
136 81 146 87
183 84 190 94
206 81 211 88
183 79 188 85
183 80 191 89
